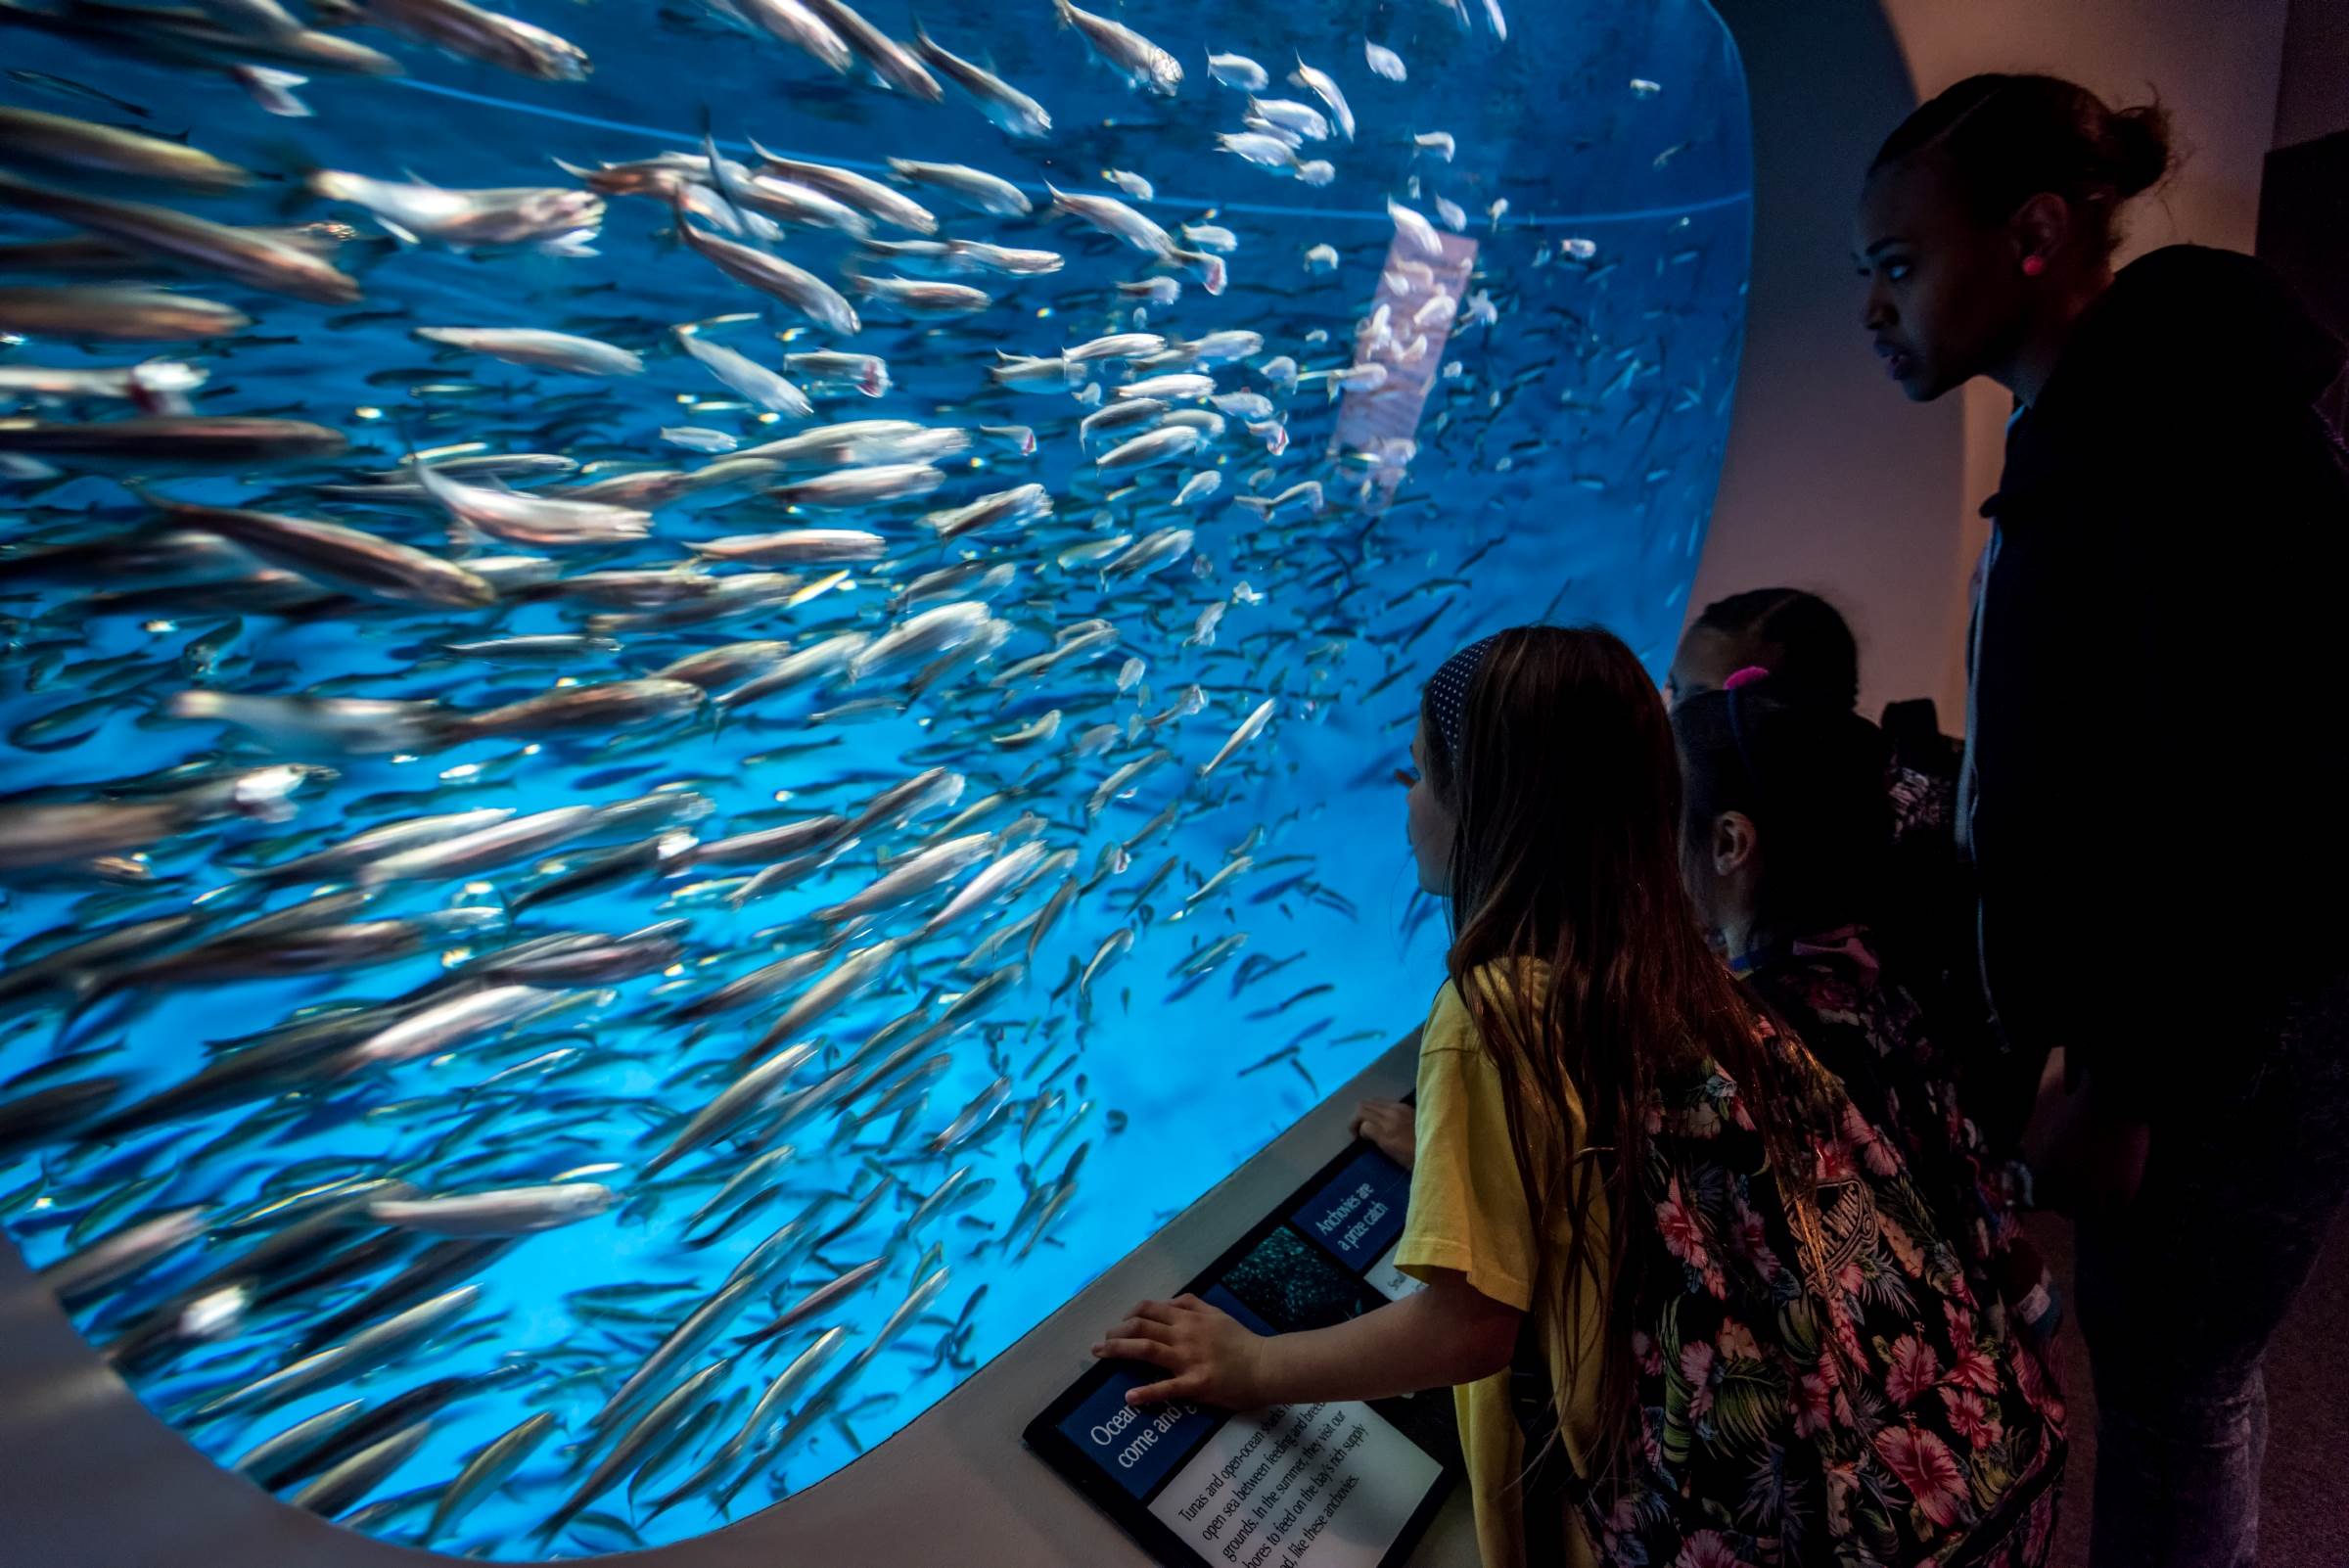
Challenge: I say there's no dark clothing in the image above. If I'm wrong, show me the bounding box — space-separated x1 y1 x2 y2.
2073 969 2349 1568
1969 245 2349 1126
1875 701 2031 1153
1966 244 2349 1568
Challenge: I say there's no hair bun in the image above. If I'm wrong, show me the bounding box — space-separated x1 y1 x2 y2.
2107 103 2175 198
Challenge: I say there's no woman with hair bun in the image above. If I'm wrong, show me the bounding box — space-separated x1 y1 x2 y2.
1858 73 2349 1566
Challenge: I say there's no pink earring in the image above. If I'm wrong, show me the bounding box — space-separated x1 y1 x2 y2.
2021 254 2048 277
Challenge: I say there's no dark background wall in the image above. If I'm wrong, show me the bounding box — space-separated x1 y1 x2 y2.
2264 0 2349 434
1698 0 2302 720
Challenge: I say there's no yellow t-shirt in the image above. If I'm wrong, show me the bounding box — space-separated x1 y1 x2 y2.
1393 971 1606 1568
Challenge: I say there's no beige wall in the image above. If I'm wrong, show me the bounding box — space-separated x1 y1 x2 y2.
1698 0 2292 721
1699 0 1967 722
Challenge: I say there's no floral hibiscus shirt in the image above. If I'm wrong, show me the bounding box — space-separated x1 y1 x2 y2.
1746 927 2059 1347
1580 1016 2066 1567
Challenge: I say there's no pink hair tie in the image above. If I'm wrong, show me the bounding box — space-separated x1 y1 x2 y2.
1722 665 1773 691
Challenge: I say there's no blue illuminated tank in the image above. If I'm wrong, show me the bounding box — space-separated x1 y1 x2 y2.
0 0 1748 1553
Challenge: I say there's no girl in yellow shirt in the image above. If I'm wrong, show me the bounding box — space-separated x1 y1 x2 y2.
1095 626 2062 1567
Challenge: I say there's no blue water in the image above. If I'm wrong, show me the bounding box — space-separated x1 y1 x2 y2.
0 0 1748 1554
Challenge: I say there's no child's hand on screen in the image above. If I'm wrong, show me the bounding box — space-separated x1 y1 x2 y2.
1094 1294 1268 1409
1351 1098 1415 1168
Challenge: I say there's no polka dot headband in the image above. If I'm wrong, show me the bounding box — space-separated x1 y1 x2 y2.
1426 633 1501 769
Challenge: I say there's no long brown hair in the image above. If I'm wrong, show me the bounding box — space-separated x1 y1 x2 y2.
1421 626 1820 1480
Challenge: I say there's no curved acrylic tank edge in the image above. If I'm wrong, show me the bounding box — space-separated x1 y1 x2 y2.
1685 0 1758 620
0 1034 1426 1567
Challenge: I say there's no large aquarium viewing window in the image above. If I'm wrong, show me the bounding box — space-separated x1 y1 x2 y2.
0 0 1749 1555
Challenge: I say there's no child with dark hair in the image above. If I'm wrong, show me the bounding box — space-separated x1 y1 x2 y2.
1672 586 1957 848
1112 627 2064 1567
1860 72 2349 1566
1668 585 1861 713
1668 589 2020 1144
1672 674 2060 1361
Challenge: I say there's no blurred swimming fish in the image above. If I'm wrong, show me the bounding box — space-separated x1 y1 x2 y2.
414 327 642 377
1054 0 1179 95
308 170 604 254
362 0 591 80
0 106 250 189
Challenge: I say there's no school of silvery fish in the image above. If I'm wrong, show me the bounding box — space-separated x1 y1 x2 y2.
0 0 1747 1552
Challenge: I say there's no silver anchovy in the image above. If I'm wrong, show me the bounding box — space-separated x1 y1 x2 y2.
643 1041 820 1175
363 0 590 80
427 1409 560 1541
1200 698 1277 777
308 170 604 252
707 0 850 69
849 271 992 316
414 458 652 547
287 1418 436 1519
232 1401 365 1488
589 1276 760 1433
909 23 1051 138
141 493 495 608
1046 184 1172 253
919 484 1051 541
928 1078 1010 1153
1096 425 1204 471
193 1286 480 1418
439 678 703 744
648 1325 848 1513
675 328 813 417
735 1255 886 1349
799 0 942 100
1053 0 1180 95
812 833 994 923
540 1356 734 1542
848 603 995 682
38 1206 206 1307
1207 52 1268 90
369 1182 618 1237
766 461 942 508
744 936 901 1057
884 159 1029 215
340 986 570 1072
695 529 886 566
675 218 860 334
0 106 252 189
781 349 892 395
1086 749 1172 817
752 147 938 234
0 170 358 302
